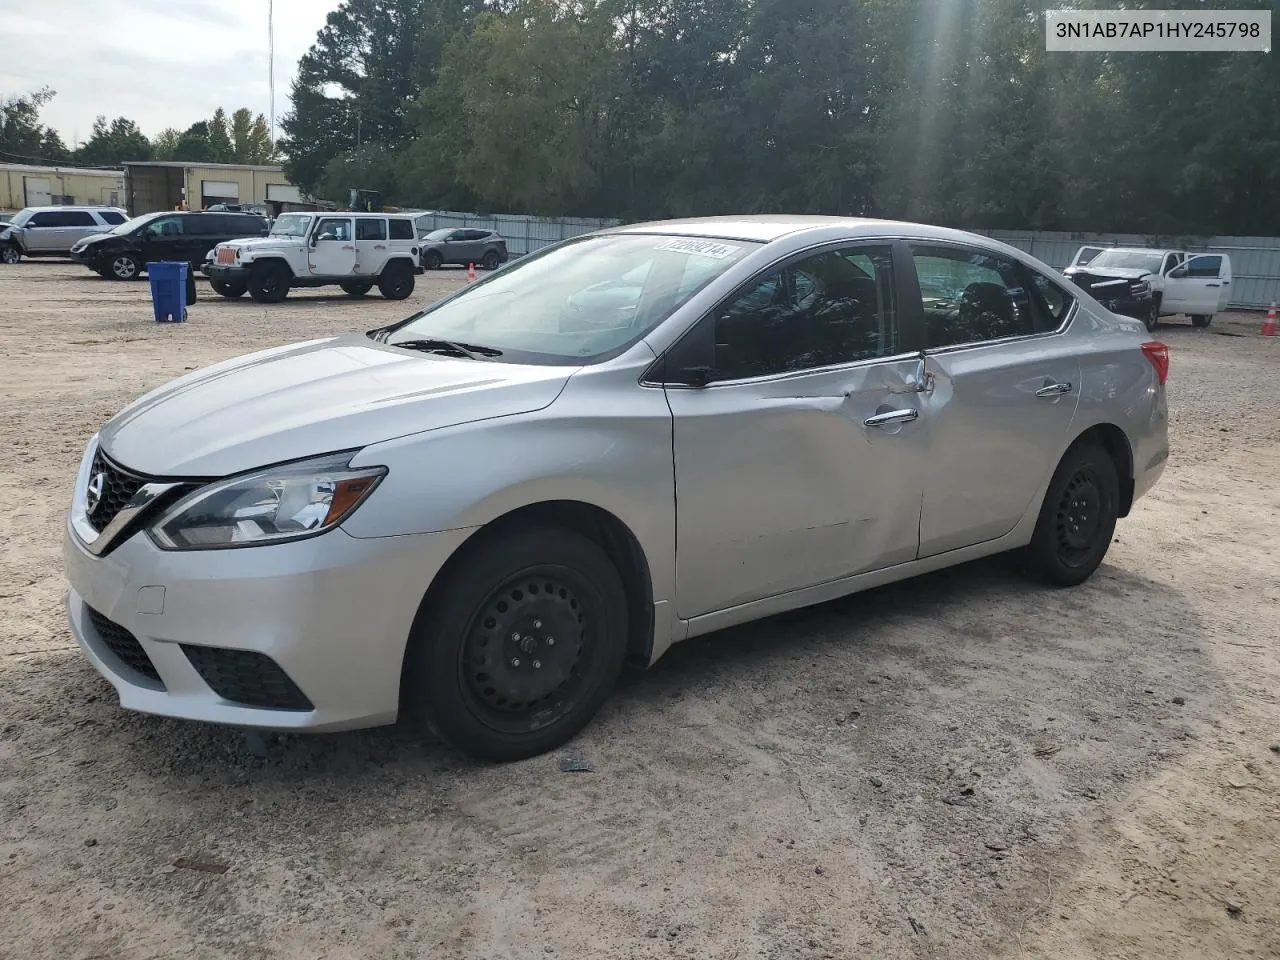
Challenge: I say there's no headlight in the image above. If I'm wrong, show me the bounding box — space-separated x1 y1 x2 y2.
148 451 386 550
1131 280 1151 296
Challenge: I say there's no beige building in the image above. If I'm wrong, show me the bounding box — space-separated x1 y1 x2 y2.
0 163 126 212
123 161 304 216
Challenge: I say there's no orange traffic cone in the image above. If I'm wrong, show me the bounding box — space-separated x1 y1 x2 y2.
467 262 477 283
1263 301 1277 337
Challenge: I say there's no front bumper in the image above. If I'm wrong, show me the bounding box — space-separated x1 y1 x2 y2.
204 262 250 283
69 246 105 267
63 461 476 732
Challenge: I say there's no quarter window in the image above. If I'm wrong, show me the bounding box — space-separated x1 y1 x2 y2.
356 218 387 241
911 245 1042 348
99 211 127 225
389 218 415 240
712 244 899 381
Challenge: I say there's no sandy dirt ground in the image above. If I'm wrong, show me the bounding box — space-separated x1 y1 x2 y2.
0 261 1277 960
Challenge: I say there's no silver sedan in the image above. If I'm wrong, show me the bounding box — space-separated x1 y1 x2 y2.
63 216 1170 761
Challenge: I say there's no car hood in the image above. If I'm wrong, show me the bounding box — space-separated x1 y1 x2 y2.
73 231 116 248
99 333 576 477
1063 265 1151 282
222 236 301 251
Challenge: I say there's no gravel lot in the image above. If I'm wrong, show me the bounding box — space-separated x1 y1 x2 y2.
1 261 1277 960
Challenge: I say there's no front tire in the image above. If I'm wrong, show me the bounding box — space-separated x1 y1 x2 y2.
340 280 374 298
108 253 141 281
0 244 20 265
404 527 629 762
1020 443 1120 587
377 261 415 300
247 261 290 303
211 279 247 298
1191 314 1213 328
1143 299 1159 332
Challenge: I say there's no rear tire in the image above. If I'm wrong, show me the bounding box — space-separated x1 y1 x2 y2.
0 243 20 265
404 527 629 762
377 261 415 300
482 249 501 270
248 261 290 303
340 280 374 298
1191 314 1213 328
211 279 247 298
1019 443 1119 587
422 249 443 270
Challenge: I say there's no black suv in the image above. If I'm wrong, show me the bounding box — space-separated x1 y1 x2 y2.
69 211 269 281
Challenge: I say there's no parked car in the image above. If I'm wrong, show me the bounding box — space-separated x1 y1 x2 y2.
417 226 508 270
69 211 270 280
1064 245 1232 329
62 216 1169 762
204 211 422 302
0 205 129 264
205 202 270 217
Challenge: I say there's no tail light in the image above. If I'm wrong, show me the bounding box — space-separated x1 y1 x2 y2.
1141 341 1169 385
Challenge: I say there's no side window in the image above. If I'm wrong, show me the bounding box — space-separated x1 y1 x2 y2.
314 218 352 242
27 212 59 228
1184 255 1222 278
146 216 183 236
1028 270 1074 327
356 218 387 241
712 244 899 381
99 211 127 225
61 211 96 227
389 218 415 240
185 215 221 236
911 245 1041 348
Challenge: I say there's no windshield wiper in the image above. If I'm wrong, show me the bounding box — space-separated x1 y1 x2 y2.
389 338 503 360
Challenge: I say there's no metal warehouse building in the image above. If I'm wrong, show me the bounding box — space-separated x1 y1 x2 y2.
0 163 126 212
122 161 304 216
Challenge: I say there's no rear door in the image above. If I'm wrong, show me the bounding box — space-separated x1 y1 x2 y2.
908 241 1082 558
59 210 101 249
354 217 389 275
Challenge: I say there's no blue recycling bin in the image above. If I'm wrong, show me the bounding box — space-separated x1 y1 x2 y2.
147 261 188 323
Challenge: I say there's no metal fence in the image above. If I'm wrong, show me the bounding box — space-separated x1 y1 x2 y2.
977 229 1280 310
408 209 621 257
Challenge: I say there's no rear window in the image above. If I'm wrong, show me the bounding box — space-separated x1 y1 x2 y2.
389 218 415 240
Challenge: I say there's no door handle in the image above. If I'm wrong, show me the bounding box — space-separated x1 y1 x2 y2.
1035 382 1073 398
342 244 356 250
864 408 919 428
1206 283 1220 288
374 244 386 250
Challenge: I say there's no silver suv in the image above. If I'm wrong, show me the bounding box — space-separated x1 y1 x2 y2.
0 206 129 263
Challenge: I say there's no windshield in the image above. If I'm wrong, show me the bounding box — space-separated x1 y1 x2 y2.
1087 250 1163 273
108 212 162 236
423 228 453 241
11 209 33 226
269 214 312 237
383 233 760 363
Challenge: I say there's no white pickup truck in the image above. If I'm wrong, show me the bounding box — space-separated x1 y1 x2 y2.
1064 245 1233 330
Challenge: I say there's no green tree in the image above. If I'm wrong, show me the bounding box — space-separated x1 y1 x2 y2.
209 107 234 162
150 127 183 161
0 87 61 162
74 115 151 166
230 108 274 163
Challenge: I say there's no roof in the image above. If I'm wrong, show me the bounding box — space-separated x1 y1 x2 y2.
0 161 124 177
15 204 127 213
122 161 285 173
604 214 1021 249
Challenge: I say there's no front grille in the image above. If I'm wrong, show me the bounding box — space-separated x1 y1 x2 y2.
181 646 314 711
86 451 149 532
86 606 163 685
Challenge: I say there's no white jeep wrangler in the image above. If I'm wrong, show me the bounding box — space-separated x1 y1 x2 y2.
204 212 422 303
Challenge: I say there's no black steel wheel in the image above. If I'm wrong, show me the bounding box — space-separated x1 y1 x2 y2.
108 253 141 281
1020 443 1119 586
405 526 629 762
211 279 247 298
341 280 374 298
377 261 415 300
0 244 20 265
482 249 501 270
248 261 290 303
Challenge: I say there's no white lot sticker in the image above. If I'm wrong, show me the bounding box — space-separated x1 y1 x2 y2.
654 238 743 260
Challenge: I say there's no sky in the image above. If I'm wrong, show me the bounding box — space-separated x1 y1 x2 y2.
0 0 343 147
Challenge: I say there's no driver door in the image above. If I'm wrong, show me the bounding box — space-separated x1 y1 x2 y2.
308 217 357 275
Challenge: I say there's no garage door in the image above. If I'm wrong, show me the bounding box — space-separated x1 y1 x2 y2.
202 180 239 199
24 177 52 206
266 183 302 203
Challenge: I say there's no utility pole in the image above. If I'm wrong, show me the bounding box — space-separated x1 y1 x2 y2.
268 0 276 151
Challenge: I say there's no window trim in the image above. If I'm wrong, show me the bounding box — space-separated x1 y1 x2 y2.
901 238 1077 357
643 236 922 388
